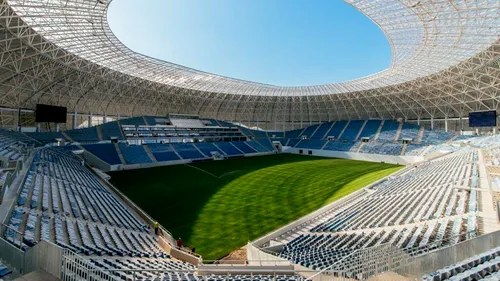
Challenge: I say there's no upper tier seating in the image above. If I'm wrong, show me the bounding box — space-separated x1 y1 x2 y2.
341 120 365 140
147 144 180 162
171 143 206 160
237 126 254 137
170 118 204 128
250 129 268 139
101 121 123 140
66 127 99 142
144 116 170 126
268 131 285 138
118 117 146 126
118 144 152 164
83 144 122 165
200 118 219 126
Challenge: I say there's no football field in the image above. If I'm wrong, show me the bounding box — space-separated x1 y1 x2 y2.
109 154 402 260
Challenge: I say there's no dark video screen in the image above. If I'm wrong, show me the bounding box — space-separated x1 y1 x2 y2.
469 110 497 127
35 104 67 123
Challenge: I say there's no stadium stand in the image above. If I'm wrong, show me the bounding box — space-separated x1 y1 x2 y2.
323 140 356 152
423 247 500 281
399 123 420 141
101 121 124 140
341 120 365 140
268 131 285 139
231 141 257 154
377 120 399 142
171 143 206 160
358 120 381 139
118 143 152 164
285 129 304 139
65 127 100 142
421 128 456 144
215 142 244 156
27 131 67 144
299 124 320 138
310 122 333 139
294 139 326 150
194 142 224 157
276 149 479 270
405 144 428 156
325 120 348 139
118 117 146 126
82 143 122 165
147 144 181 162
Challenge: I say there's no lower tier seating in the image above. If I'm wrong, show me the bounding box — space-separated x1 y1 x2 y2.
423 246 500 281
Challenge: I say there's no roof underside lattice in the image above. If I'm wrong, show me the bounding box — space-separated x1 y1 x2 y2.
0 0 498 122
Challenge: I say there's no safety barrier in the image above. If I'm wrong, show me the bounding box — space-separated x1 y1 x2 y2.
0 237 24 272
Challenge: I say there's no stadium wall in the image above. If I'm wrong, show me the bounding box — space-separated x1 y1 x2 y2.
283 147 423 165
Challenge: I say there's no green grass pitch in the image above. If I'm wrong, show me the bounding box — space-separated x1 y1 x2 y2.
109 154 402 260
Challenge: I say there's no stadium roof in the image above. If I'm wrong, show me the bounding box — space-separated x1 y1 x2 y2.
0 0 499 122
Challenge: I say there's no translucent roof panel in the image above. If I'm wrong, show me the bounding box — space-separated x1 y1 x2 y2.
6 0 500 96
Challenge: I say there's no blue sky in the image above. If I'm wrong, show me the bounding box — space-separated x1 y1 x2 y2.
107 0 391 86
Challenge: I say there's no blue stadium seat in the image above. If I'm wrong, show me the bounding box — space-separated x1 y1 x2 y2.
194 142 225 157
341 120 365 140
83 143 122 165
295 139 326 150
118 144 152 164
171 143 206 159
216 142 243 156
100 121 123 140
311 122 334 139
27 132 67 144
325 120 348 139
377 120 399 141
66 127 99 142
358 120 381 139
118 117 146 126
